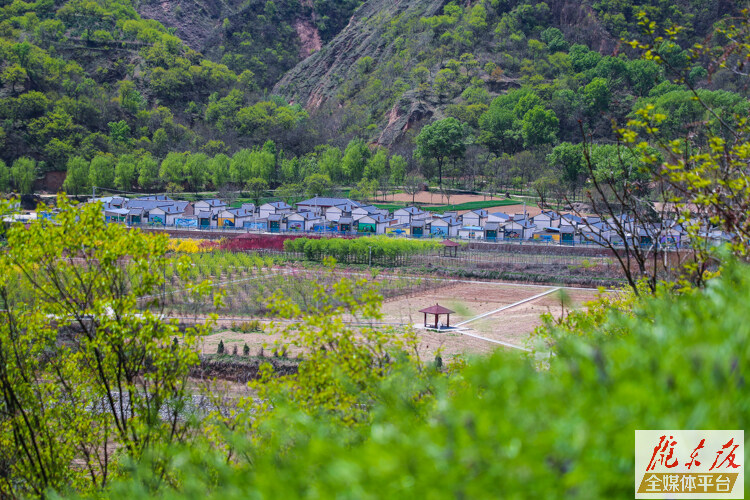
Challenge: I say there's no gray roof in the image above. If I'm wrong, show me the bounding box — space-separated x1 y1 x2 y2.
160 205 185 214
135 195 173 202
227 208 254 217
484 222 501 230
561 214 582 224
263 201 292 210
329 202 358 212
290 211 320 220
197 198 227 207
359 214 390 223
267 214 284 221
355 205 380 214
506 221 535 229
296 197 361 208
125 199 177 210
338 217 353 224
395 206 424 215
489 212 510 220
434 216 460 225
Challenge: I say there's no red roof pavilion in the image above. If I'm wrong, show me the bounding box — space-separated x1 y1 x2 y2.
419 303 455 329
440 239 460 257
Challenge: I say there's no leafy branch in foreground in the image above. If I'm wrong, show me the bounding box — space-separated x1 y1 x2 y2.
618 10 750 286
254 258 428 424
0 197 215 496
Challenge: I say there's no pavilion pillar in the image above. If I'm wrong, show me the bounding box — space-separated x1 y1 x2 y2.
424 312 427 327
447 314 450 328
435 315 438 329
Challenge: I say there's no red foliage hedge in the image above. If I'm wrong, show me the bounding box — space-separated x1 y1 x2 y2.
218 234 324 251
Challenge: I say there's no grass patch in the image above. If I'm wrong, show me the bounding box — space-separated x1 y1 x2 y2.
444 301 475 318
374 199 521 213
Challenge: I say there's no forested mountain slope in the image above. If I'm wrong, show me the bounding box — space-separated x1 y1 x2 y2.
0 0 743 195
275 0 739 148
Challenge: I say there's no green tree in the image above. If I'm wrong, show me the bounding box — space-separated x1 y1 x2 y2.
415 118 466 187
364 148 387 181
342 139 370 183
88 155 115 190
626 59 661 96
2 64 27 94
245 177 269 206
540 27 569 52
160 152 187 187
303 173 332 198
63 156 90 195
11 157 37 194
117 80 145 113
184 153 209 192
521 106 559 147
108 120 131 145
229 149 252 185
210 154 231 189
276 183 303 205
0 160 9 193
318 147 344 182
137 154 160 190
114 155 137 191
583 77 610 113
547 142 585 191
389 155 407 186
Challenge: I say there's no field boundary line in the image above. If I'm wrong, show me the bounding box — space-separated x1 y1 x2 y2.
454 287 561 327
451 331 531 351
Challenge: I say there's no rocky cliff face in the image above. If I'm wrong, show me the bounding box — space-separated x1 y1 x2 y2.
272 0 619 146
274 0 447 109
137 0 230 52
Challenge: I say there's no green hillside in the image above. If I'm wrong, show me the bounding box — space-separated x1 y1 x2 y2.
0 0 744 197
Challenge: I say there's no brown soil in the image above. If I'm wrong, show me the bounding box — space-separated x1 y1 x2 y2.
294 19 322 58
379 282 548 324
468 289 603 346
379 282 602 355
189 280 605 363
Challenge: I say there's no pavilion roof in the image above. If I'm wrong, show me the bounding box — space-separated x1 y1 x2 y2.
419 303 455 315
440 239 460 247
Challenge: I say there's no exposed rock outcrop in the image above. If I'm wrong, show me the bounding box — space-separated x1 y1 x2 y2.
274 0 447 110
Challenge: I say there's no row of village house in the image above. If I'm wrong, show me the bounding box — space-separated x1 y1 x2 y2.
96 195 716 246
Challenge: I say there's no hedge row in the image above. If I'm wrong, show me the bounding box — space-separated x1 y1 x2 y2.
283 236 441 264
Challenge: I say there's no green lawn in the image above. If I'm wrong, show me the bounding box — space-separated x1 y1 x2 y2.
374 198 520 213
